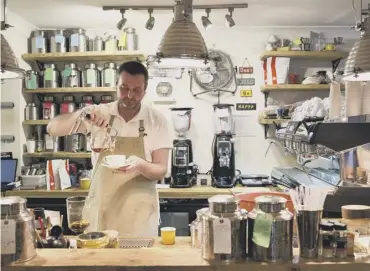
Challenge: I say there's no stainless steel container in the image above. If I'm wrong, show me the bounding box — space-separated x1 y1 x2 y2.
50 29 66 53
80 95 94 108
42 96 57 120
25 71 39 89
102 62 117 87
248 196 293 262
118 28 138 50
83 63 100 87
69 28 88 52
105 35 118 52
64 134 82 152
60 95 76 114
62 63 81 88
1 197 36 265
89 36 104 51
24 103 39 120
101 95 113 104
190 208 208 248
202 195 248 262
42 64 59 88
31 30 47 53
44 134 60 152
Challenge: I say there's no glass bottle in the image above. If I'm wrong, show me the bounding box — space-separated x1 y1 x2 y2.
333 222 348 258
318 222 335 258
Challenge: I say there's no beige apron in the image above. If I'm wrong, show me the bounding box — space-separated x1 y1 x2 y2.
83 116 159 237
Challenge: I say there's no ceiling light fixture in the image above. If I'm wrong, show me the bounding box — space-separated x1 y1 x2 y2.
201 8 212 30
145 8 155 30
155 0 209 68
116 9 127 30
225 7 235 28
1 0 25 81
343 3 370 81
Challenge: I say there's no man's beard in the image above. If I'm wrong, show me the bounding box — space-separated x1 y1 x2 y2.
119 99 140 110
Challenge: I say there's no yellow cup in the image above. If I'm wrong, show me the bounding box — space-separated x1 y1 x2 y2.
80 178 91 189
160 227 176 245
325 43 336 51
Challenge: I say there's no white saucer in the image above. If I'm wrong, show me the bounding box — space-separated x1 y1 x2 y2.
101 162 129 170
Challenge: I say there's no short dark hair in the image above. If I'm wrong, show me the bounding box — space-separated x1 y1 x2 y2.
118 61 149 89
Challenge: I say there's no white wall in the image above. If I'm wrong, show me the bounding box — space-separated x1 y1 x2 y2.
4 8 360 176
1 12 35 174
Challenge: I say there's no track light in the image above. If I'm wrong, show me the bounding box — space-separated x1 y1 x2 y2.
117 9 127 30
145 9 155 30
225 7 235 28
201 8 212 30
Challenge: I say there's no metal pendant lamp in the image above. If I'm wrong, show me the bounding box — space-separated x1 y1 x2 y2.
155 0 209 68
343 12 370 82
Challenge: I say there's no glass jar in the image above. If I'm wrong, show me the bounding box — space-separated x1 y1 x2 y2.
201 195 248 262
190 208 208 248
334 222 348 258
318 222 335 258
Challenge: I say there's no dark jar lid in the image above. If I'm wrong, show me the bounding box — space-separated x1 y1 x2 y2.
320 222 334 231
333 222 347 231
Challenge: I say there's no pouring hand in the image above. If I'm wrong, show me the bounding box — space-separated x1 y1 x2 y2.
117 155 144 173
87 108 109 128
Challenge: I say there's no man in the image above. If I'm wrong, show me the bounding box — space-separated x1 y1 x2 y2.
47 61 172 236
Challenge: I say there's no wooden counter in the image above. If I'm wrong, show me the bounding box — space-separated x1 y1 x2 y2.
4 237 370 271
5 186 275 199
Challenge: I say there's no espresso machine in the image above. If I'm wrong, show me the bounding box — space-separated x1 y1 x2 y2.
212 104 236 188
170 108 197 188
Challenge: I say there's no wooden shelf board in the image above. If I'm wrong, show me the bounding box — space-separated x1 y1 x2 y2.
261 84 332 92
23 120 50 125
22 51 146 63
24 152 91 159
23 87 116 94
259 118 290 125
260 50 348 61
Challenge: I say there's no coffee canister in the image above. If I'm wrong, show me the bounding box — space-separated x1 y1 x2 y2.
50 29 66 53
24 103 39 120
1 197 36 265
248 196 293 262
118 28 138 50
25 71 39 90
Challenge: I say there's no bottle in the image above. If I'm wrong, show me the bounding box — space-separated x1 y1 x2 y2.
333 222 348 258
318 222 335 258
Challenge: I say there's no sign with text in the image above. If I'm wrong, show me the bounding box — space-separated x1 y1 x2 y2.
236 103 257 111
240 89 253 97
239 66 254 74
237 78 255 86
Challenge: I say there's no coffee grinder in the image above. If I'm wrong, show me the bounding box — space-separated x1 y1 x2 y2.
170 108 197 188
212 104 236 188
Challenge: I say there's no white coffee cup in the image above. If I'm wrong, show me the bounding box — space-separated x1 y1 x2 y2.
103 155 127 168
26 139 36 153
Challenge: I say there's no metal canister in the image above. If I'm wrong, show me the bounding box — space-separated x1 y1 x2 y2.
202 195 248 262
25 71 39 90
248 196 293 262
50 29 66 53
118 27 138 50
83 63 100 87
31 30 48 53
80 95 94 108
42 64 59 88
60 95 76 114
101 62 117 87
24 103 39 120
69 28 88 52
62 63 81 88
105 35 118 52
64 134 82 152
89 36 104 51
42 96 57 120
190 208 208 248
44 134 60 152
1 197 36 265
101 95 113 104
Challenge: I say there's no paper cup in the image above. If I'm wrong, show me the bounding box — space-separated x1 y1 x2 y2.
26 140 36 153
161 227 176 245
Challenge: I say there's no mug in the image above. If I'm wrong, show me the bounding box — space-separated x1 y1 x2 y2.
325 43 336 51
102 155 127 168
80 178 91 189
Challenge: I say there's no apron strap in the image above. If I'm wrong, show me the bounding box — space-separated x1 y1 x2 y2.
138 120 146 137
107 115 115 135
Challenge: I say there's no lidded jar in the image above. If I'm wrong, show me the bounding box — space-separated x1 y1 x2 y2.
247 196 293 262
201 195 248 262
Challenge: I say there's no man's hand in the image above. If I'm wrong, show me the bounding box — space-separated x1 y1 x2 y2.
87 107 109 128
118 155 145 173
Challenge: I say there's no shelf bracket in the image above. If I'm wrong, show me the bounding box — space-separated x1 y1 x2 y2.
264 91 270 107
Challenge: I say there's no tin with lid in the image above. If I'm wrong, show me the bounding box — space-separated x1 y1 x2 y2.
83 63 100 87
42 96 57 120
50 29 66 53
31 30 48 53
25 71 40 90
42 64 59 88
102 62 117 87
248 196 293 262
60 95 76 114
105 35 118 52
101 95 113 103
62 63 81 88
69 28 88 52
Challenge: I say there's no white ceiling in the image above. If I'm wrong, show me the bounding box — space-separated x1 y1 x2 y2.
7 0 370 28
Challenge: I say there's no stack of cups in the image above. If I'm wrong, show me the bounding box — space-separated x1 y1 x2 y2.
345 82 363 117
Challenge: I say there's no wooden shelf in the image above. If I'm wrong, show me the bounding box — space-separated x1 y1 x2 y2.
24 152 91 159
261 84 333 92
260 50 348 61
23 87 116 94
259 118 290 125
23 120 49 125
22 51 146 63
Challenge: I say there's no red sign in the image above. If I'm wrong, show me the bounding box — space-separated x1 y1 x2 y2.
239 67 253 74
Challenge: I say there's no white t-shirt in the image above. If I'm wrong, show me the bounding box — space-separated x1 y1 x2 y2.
83 101 172 167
